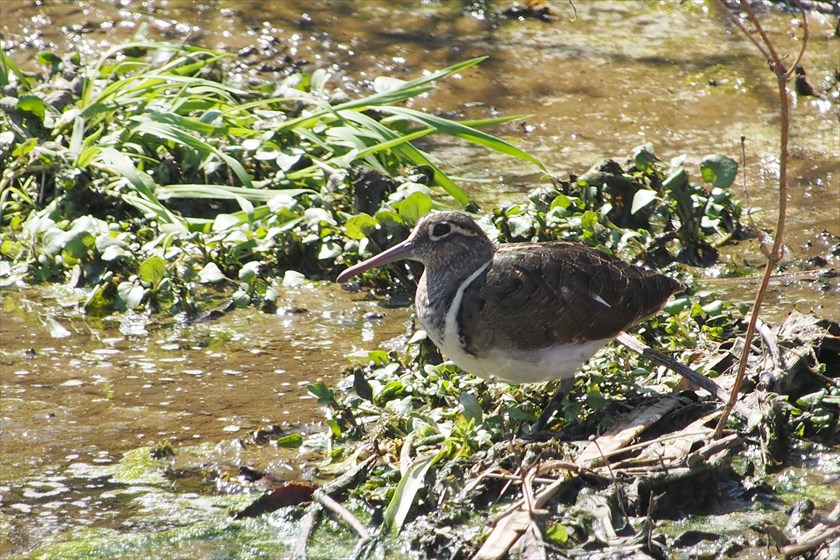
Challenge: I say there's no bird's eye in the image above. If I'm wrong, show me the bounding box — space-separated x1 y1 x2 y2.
431 222 451 239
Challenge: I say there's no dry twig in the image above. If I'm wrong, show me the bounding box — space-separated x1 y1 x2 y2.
711 0 809 438
616 332 753 418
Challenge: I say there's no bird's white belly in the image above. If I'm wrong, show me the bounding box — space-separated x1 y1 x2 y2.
434 335 610 384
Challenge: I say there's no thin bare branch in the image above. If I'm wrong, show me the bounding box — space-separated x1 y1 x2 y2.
715 1 773 61
712 1 808 438
741 0 785 71
314 490 370 543
615 332 752 418
786 2 811 79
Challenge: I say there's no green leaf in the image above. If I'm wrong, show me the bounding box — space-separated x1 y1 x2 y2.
198 262 225 283
550 194 573 210
76 146 100 168
375 380 406 405
157 184 314 202
232 289 250 307
663 296 691 315
100 244 130 262
376 105 545 171
382 455 434 533
0 51 27 89
282 270 306 287
318 241 342 260
93 147 185 228
274 433 303 448
507 214 534 238
700 155 738 188
345 213 379 240
117 281 145 309
17 95 46 120
12 138 37 158
632 142 657 172
43 228 67 256
581 210 599 230
459 392 483 425
306 381 335 405
796 390 826 409
630 188 658 214
238 261 261 282
662 169 689 191
546 522 569 543
36 51 62 70
139 256 167 288
212 213 243 232
396 191 433 223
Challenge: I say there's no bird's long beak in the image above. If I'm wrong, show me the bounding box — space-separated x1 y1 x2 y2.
336 239 415 283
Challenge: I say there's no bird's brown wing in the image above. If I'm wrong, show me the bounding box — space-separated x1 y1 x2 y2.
457 242 682 355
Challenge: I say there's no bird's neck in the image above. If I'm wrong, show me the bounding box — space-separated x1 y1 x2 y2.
415 244 495 342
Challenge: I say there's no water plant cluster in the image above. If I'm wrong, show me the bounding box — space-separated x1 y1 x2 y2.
491 146 743 268
1 42 748 318
1 43 537 315
295 301 836 558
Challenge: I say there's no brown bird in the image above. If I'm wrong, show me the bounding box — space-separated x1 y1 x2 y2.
337 212 682 384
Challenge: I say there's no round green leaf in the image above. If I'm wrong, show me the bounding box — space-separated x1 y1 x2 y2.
100 244 130 262
238 261 261 282
139 256 167 287
17 95 47 120
198 262 225 283
318 241 342 260
700 155 738 188
507 214 534 238
43 228 68 256
232 289 251 308
117 281 145 309
396 191 433 223
546 522 569 544
345 214 378 240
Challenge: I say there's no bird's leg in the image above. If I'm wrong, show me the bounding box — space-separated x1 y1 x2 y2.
532 377 576 433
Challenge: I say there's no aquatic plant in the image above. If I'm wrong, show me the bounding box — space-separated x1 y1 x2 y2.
0 44 538 313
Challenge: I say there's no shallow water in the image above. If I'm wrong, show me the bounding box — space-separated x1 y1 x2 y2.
1 0 838 556
1 283 409 478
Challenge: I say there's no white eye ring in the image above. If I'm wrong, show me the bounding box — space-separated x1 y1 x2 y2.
430 222 452 240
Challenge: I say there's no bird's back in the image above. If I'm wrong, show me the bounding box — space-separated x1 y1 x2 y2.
455 242 682 356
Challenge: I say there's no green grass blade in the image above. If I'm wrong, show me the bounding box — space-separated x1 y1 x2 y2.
377 106 546 171
0 51 27 89
131 117 253 187
157 184 314 201
92 147 186 229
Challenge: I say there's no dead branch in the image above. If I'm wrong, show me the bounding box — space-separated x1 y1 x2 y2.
293 506 317 560
616 332 753 418
314 490 370 544
712 0 809 438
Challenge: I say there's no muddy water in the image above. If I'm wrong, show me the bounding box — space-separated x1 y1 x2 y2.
0 283 410 555
1 284 409 477
1 0 839 556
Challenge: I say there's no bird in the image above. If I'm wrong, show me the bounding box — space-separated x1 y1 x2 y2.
337 211 682 385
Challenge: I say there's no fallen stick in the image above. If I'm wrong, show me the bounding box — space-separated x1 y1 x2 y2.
616 331 753 419
315 490 370 544
293 506 318 560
